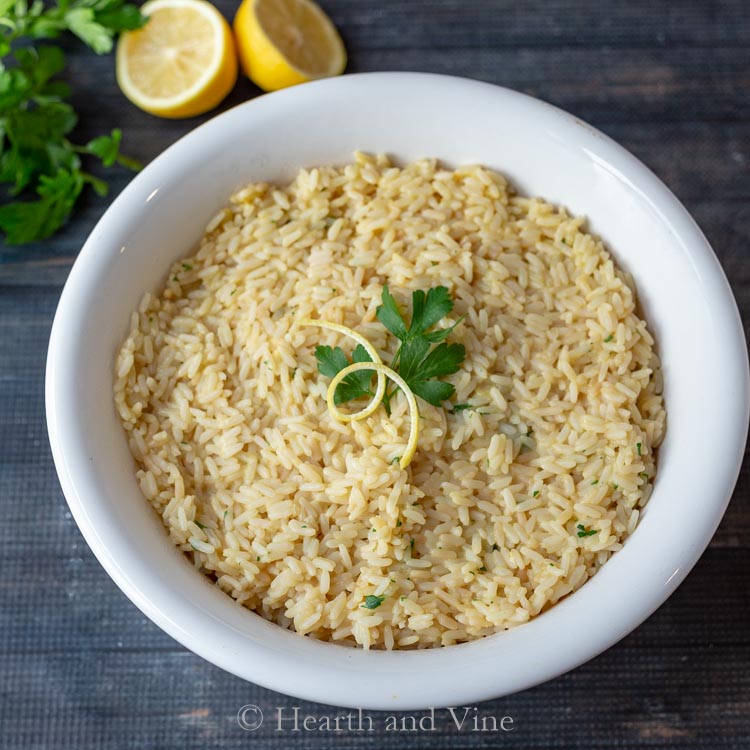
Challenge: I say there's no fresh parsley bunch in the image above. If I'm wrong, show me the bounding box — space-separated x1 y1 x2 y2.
0 0 147 244
315 286 466 413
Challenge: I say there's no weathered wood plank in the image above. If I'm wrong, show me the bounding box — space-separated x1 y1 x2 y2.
61 43 749 139
322 0 750 50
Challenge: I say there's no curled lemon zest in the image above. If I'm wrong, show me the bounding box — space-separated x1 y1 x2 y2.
298 319 386 423
327 361 419 470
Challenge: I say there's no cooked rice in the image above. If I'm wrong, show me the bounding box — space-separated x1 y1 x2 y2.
114 152 666 649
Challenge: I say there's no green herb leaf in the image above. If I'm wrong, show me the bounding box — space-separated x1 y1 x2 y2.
93 2 149 32
409 286 454 335
0 167 83 242
314 345 349 379
388 302 465 407
377 285 459 344
84 128 122 167
604 334 614 343
2 0 148 53
395 335 430 383
636 442 642 456
314 344 374 405
412 341 465 382
65 7 115 53
344 344 375 398
410 379 456 407
375 284 408 340
362 594 385 610
576 523 597 538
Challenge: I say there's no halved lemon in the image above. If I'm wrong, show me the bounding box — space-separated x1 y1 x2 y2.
233 0 346 92
116 0 238 119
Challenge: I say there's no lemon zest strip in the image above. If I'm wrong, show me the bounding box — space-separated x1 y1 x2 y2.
327 361 419 470
298 319 386 423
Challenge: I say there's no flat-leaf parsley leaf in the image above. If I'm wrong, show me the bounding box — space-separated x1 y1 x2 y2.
315 343 374 404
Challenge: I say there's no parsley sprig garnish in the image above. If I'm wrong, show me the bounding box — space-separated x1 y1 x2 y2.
0 0 147 244
315 285 466 414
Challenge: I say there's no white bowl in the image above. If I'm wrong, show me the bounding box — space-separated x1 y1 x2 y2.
46 72 749 710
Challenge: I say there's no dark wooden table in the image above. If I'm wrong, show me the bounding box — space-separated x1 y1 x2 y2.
2 1 749 748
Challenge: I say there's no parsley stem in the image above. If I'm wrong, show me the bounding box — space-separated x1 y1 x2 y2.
382 384 394 415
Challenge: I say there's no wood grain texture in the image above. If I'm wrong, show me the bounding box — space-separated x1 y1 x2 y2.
1 1 749 748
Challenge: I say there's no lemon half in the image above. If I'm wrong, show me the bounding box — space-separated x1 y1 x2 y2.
116 0 238 119
234 0 346 92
